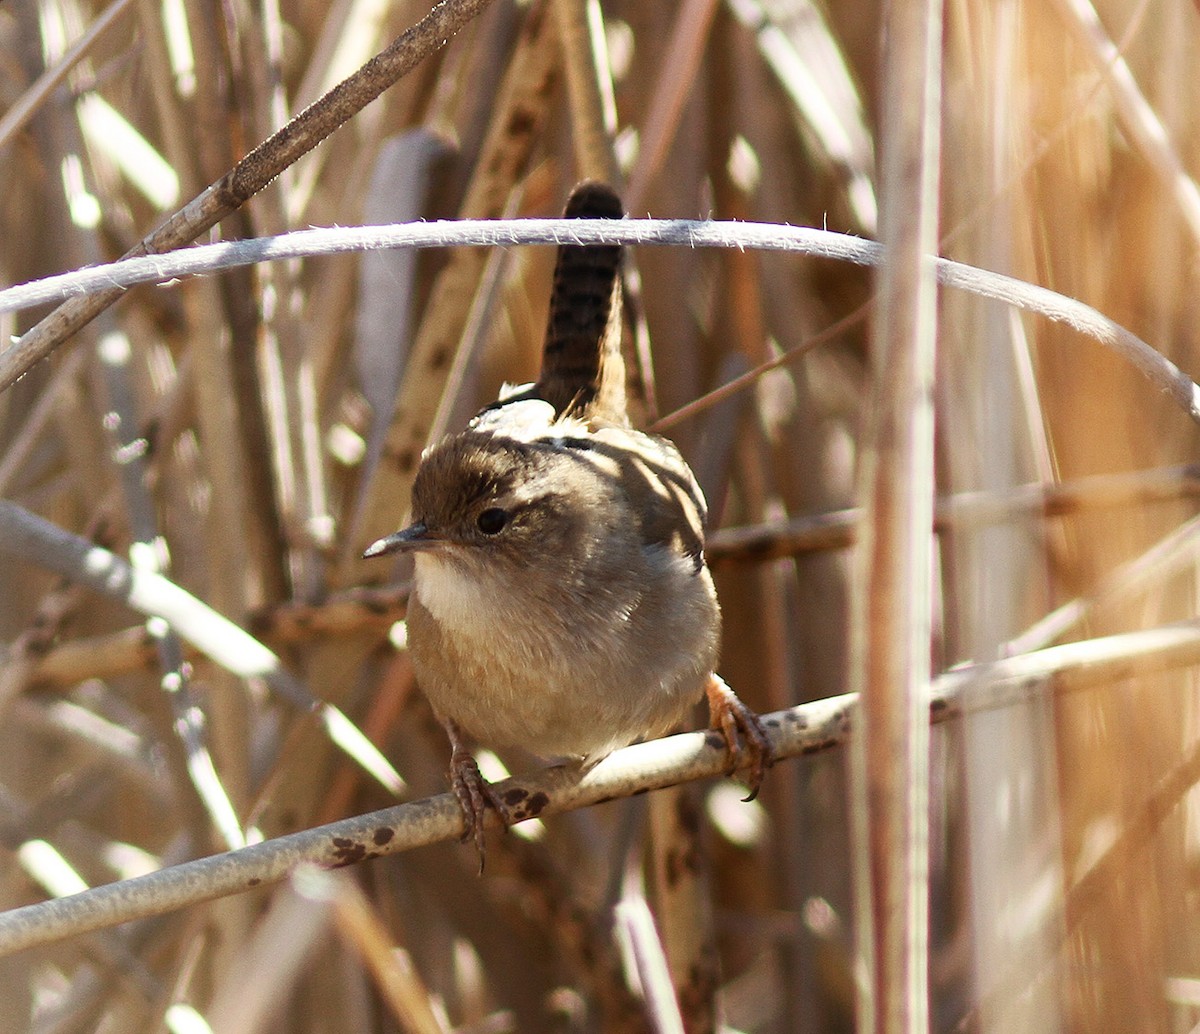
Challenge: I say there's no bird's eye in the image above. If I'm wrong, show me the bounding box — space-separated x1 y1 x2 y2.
476 507 509 535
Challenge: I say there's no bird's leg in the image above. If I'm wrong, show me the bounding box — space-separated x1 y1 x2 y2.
442 717 512 873
704 673 773 801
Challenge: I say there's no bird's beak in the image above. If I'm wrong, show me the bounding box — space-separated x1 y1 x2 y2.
362 522 445 559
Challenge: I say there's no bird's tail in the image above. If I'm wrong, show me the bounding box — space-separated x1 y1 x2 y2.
536 181 627 423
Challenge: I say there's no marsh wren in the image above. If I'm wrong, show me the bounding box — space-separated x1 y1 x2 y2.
365 182 771 862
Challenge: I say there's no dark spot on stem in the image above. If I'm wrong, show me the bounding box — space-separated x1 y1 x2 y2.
523 791 549 817
331 837 367 866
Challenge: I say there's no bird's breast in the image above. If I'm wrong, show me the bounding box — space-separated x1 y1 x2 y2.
408 548 719 761
412 552 503 640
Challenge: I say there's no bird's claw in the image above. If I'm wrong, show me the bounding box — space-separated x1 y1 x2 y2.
705 674 773 801
449 745 512 874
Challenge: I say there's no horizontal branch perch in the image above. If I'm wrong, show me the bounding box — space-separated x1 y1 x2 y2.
7 705 848 958
2 614 1199 958
1 220 1197 423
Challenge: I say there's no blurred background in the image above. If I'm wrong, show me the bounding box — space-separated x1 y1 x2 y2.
2 0 1200 1030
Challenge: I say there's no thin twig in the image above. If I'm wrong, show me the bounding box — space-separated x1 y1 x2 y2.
1 220 1196 426
0 0 501 392
0 0 138 151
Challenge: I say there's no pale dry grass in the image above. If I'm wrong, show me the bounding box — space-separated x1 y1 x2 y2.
2 0 1200 1031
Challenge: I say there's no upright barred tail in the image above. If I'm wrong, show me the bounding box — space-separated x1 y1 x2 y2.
536 181 627 424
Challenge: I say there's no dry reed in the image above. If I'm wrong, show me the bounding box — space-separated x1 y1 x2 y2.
2 0 1200 1031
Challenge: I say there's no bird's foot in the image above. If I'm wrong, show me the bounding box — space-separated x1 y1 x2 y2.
705 674 773 801
448 743 512 874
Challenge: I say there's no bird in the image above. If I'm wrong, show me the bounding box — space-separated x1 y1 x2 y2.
364 181 771 865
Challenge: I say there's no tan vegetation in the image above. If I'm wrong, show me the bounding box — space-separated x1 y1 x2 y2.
1 0 1200 1030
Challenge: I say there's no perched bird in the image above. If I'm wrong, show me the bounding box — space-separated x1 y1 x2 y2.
364 182 771 863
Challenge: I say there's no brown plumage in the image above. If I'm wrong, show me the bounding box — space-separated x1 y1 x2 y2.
365 182 770 866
